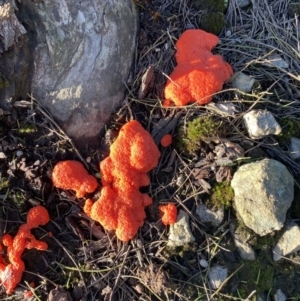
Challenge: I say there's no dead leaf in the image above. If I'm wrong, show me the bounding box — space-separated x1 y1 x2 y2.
152 111 181 145
138 65 155 99
215 166 232 183
47 286 73 301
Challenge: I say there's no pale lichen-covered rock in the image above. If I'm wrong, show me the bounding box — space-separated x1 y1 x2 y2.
208 265 228 290
273 222 300 261
167 210 195 247
243 110 282 139
196 203 224 227
231 159 294 236
232 72 255 92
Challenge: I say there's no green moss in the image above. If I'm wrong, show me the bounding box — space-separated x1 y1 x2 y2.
18 123 37 135
192 0 228 12
237 256 274 298
175 115 223 156
209 181 234 209
199 12 226 35
288 3 300 18
11 190 27 211
277 117 300 144
0 177 9 191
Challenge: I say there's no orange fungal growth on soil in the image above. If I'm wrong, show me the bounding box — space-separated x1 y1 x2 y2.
85 120 161 241
0 206 50 294
164 29 233 106
159 203 177 225
160 134 172 147
52 160 98 198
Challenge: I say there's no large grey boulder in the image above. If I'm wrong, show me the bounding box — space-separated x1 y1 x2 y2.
231 159 294 236
1 0 138 146
0 1 29 110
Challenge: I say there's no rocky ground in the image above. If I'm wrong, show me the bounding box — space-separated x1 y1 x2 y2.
1 0 300 300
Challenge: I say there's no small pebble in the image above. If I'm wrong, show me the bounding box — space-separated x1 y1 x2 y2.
176 174 185 186
134 284 144 294
200 259 208 268
86 156 91 163
0 152 7 159
16 150 24 157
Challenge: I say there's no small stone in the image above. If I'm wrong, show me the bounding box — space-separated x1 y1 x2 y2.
86 157 92 163
196 203 224 227
207 102 239 116
273 222 300 261
176 174 185 187
134 284 144 294
0 152 6 159
274 289 287 301
237 0 251 8
290 137 300 159
243 110 282 139
208 265 228 290
226 30 231 37
234 236 256 261
263 55 289 69
199 259 208 268
16 150 24 157
167 210 195 247
232 72 255 92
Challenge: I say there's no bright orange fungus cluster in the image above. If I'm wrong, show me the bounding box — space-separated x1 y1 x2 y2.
52 160 98 198
85 120 161 241
0 206 50 294
164 29 233 106
159 204 177 225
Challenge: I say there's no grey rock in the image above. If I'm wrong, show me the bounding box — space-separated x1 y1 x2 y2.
0 1 27 53
243 110 282 139
234 235 256 261
231 159 294 236
273 222 300 261
18 0 138 146
199 259 208 268
207 102 239 116
263 55 289 69
208 265 228 290
0 1 30 111
232 72 255 92
196 203 224 227
167 210 195 247
230 223 256 261
290 137 300 159
274 289 287 301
